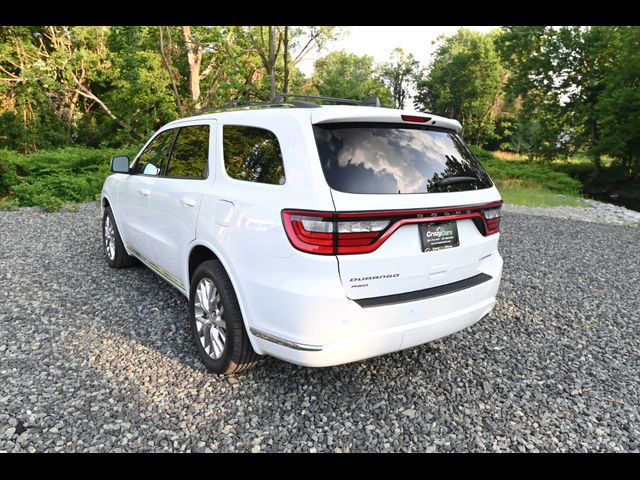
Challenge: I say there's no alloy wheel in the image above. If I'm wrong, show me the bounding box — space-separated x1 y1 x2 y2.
104 215 116 261
194 277 227 359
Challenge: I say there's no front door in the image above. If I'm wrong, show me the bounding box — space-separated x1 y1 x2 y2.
144 122 213 286
118 128 177 252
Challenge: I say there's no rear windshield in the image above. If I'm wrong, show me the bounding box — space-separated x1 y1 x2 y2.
313 123 493 194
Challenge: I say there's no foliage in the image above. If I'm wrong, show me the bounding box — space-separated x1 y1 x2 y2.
471 147 584 207
413 25 640 183
245 26 341 99
311 51 392 106
0 149 24 195
0 26 338 152
377 48 420 109
414 29 503 147
1 145 141 211
495 26 632 172
0 196 20 210
471 146 582 196
595 27 640 179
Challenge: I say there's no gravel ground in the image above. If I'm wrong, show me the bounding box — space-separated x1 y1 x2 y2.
1 202 639 452
504 198 640 227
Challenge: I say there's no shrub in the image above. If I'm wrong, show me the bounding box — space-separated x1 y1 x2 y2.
0 197 20 211
31 194 65 212
471 146 582 196
0 149 25 196
2 145 142 211
15 146 141 177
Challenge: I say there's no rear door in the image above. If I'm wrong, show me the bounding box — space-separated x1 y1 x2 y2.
312 121 502 300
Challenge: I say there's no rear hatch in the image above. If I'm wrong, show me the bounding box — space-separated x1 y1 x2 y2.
310 111 502 301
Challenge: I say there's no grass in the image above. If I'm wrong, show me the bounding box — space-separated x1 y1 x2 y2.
496 181 584 208
491 150 527 162
492 149 640 210
471 147 585 208
581 319 598 330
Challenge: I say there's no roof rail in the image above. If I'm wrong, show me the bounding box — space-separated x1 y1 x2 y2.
273 93 381 108
193 100 293 116
223 99 283 109
191 93 383 117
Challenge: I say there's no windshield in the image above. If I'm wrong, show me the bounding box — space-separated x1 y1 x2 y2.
313 123 493 194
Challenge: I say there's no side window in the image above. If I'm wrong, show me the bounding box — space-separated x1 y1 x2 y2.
133 129 177 176
166 125 210 179
223 125 285 185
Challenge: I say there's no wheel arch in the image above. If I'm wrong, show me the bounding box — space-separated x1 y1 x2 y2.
100 192 131 256
100 193 111 215
185 241 263 355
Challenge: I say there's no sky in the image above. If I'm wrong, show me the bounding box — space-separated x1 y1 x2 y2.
297 26 499 78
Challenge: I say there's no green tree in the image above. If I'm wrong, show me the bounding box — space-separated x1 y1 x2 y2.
596 27 640 179
0 25 325 152
247 26 340 99
0 26 178 150
414 28 503 146
0 26 68 151
101 26 178 145
378 48 420 109
158 26 258 111
496 26 619 169
282 26 342 94
312 50 392 105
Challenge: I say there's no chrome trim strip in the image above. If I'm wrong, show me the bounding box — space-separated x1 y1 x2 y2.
128 245 185 290
249 328 323 352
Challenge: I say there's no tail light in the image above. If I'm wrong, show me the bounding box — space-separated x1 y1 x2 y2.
282 201 502 255
482 206 501 235
283 212 389 254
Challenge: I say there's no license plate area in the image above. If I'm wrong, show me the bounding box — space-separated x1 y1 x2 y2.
419 221 459 252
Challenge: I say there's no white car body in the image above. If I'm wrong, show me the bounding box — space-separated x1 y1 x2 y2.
101 103 503 368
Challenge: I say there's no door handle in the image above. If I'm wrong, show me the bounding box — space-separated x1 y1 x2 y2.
138 188 150 196
181 198 197 207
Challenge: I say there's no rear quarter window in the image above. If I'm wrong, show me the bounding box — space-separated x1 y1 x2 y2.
313 123 493 194
223 125 285 185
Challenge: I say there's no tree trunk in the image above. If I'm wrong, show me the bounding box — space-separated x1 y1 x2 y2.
476 90 500 147
159 27 185 116
592 152 602 176
591 120 602 176
182 26 202 110
251 26 282 101
269 26 276 100
66 89 79 139
394 69 404 109
283 26 289 94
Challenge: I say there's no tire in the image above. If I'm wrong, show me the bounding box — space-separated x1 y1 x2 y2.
102 206 137 268
189 259 260 375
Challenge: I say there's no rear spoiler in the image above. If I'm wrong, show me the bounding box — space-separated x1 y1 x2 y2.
310 106 462 133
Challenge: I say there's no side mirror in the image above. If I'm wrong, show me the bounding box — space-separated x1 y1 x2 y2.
111 155 130 174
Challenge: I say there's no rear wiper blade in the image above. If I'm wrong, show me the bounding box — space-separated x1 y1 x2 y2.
433 176 478 188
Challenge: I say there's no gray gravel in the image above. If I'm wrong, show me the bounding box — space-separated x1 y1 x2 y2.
1 202 639 452
504 198 640 227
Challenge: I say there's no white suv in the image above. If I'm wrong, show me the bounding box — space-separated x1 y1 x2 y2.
101 95 503 374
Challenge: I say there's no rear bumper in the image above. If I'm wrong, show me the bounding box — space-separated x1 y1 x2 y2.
244 252 503 367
